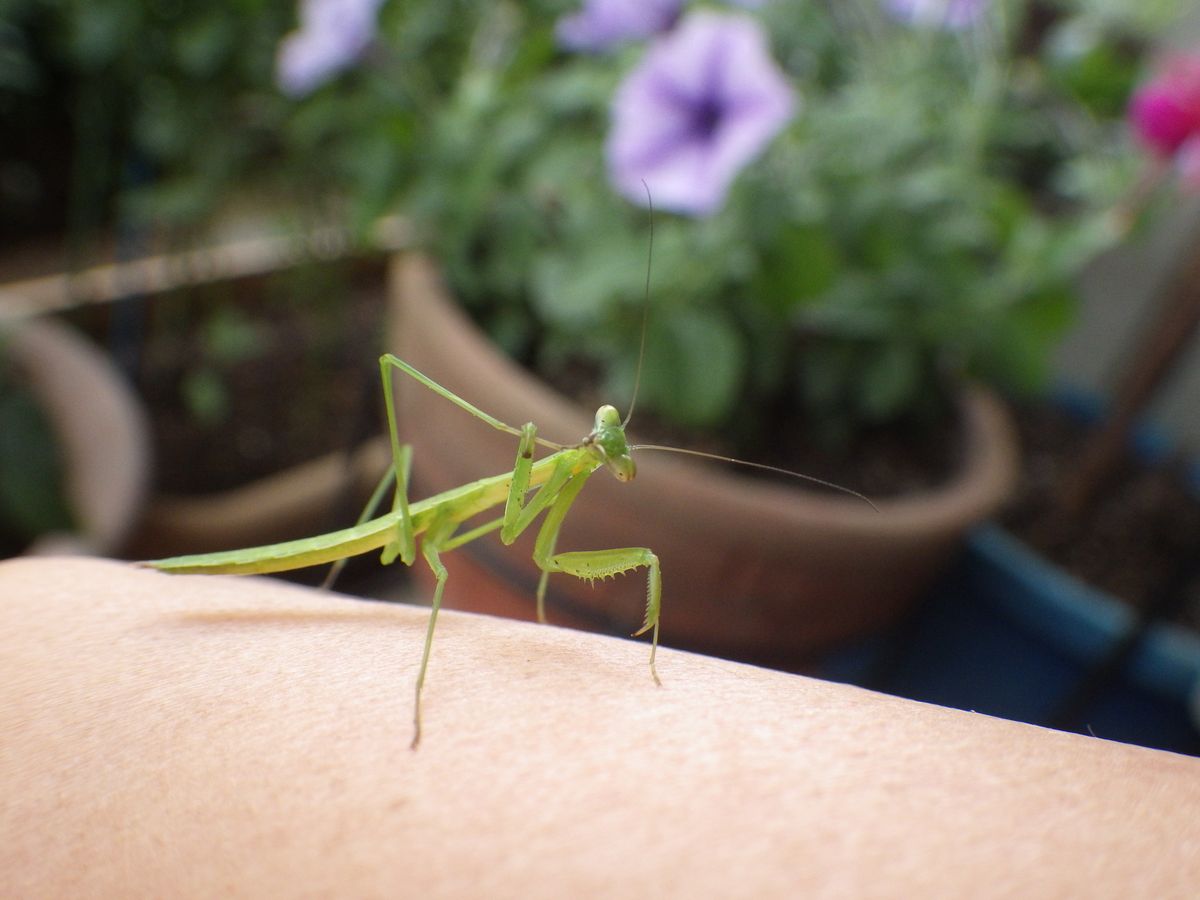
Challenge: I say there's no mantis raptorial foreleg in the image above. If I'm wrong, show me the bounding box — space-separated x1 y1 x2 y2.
501 423 579 545
544 547 661 684
530 467 589 625
402 413 600 747
528 466 663 684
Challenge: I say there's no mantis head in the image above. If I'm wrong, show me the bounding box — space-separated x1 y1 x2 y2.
588 404 636 482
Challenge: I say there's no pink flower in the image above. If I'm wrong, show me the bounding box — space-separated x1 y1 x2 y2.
1129 54 1200 158
606 11 795 216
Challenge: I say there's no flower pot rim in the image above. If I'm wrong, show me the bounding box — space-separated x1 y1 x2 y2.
389 251 1024 657
1 317 151 556
394 252 1019 541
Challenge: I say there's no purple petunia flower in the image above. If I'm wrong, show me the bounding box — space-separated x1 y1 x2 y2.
606 12 795 216
882 0 989 31
556 0 683 54
276 0 384 97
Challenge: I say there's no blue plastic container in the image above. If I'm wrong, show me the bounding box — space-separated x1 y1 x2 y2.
819 391 1200 756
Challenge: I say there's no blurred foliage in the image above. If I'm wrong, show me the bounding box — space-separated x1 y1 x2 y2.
383 0 1177 443
1 0 1191 451
0 353 74 552
180 304 270 426
0 0 296 237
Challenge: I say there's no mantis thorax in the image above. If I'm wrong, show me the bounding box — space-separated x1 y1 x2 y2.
587 404 636 483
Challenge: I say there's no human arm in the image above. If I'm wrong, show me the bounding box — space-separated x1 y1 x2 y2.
2 557 1196 897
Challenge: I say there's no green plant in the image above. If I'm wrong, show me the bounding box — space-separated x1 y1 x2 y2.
16 0 1187 464
257 0 1190 458
0 0 296 237
0 352 73 554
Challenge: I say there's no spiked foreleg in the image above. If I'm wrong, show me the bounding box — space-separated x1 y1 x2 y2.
320 462 397 590
530 473 662 685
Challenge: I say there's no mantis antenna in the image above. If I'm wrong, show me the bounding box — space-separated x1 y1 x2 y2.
630 444 880 511
619 183 877 512
622 181 654 428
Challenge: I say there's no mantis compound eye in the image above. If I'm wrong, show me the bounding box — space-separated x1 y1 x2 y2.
607 455 636 482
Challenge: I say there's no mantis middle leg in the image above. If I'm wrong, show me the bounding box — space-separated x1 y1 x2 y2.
411 514 459 749
374 351 556 565
405 422 580 747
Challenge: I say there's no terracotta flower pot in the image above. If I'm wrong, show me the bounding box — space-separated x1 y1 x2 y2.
0 220 408 563
2 317 151 556
386 253 1020 667
128 439 391 559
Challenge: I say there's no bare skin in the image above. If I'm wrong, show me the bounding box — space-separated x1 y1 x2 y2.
2 556 1198 898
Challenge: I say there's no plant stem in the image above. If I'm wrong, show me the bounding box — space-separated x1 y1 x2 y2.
1055 233 1200 521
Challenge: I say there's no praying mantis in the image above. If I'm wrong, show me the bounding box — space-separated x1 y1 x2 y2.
146 345 872 747
145 215 874 748
146 351 667 748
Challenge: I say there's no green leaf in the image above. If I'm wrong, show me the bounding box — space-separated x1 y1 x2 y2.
181 367 231 427
174 15 235 77
0 384 74 543
641 309 745 428
857 341 921 422
202 306 266 365
1046 27 1139 119
981 284 1076 393
530 232 644 327
754 223 842 313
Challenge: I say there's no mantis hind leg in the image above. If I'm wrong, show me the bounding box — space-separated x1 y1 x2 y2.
379 443 415 566
376 349 558 569
379 352 531 440
319 462 399 590
316 356 429 590
377 355 421 567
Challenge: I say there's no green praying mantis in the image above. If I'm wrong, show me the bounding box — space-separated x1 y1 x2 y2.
145 214 874 748
147 352 670 747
